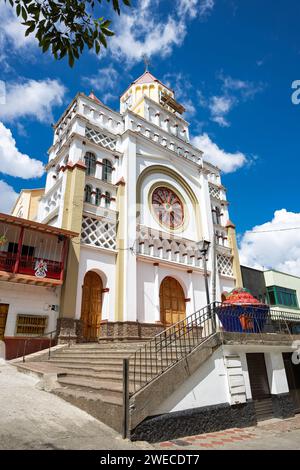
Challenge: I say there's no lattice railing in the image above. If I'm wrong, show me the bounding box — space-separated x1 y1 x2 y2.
85 127 117 151
217 254 233 276
209 184 221 200
81 215 117 250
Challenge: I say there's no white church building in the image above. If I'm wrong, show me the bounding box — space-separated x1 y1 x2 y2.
14 70 242 341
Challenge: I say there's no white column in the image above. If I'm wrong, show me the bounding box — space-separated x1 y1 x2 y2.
154 263 160 322
265 352 289 395
187 270 195 314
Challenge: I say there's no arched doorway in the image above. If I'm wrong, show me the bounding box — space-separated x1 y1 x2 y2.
80 271 103 341
160 276 186 327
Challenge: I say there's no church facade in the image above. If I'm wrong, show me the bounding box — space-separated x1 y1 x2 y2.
14 71 242 342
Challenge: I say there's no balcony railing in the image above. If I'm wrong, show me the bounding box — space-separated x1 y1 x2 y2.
0 251 62 280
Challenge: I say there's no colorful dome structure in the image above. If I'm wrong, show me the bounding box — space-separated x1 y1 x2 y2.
216 288 269 333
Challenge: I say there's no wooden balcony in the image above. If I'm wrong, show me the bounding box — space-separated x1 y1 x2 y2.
0 212 78 286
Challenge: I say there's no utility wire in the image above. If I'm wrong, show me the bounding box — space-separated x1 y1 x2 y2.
250 227 300 234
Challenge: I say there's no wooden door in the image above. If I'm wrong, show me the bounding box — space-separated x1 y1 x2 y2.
283 352 300 413
160 277 186 327
80 271 102 341
247 353 271 399
0 304 8 341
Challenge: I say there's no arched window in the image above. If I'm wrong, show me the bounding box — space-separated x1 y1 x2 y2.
95 188 101 206
84 184 92 203
212 206 222 225
102 159 112 182
104 191 110 208
84 152 96 176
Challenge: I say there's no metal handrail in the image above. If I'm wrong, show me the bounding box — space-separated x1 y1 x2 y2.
22 329 59 363
128 302 300 397
129 302 217 396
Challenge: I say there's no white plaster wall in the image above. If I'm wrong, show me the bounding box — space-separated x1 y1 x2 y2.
153 346 230 415
223 345 292 399
0 281 60 337
137 259 210 323
75 245 117 321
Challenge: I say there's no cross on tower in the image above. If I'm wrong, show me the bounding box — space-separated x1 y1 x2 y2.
142 54 151 72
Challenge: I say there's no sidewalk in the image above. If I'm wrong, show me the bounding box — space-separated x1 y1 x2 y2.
155 415 300 450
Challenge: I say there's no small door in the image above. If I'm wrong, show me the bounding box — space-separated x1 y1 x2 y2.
247 353 273 421
80 271 103 341
160 277 186 327
283 352 300 413
247 353 271 400
0 304 9 341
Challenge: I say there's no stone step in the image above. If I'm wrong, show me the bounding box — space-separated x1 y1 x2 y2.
49 357 171 367
57 376 125 396
55 366 157 383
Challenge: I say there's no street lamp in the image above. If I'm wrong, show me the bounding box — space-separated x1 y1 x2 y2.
197 239 211 307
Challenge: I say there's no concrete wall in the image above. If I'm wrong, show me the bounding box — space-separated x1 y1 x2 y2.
0 281 60 337
153 347 230 415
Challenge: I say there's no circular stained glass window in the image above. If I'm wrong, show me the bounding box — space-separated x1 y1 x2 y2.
151 186 184 229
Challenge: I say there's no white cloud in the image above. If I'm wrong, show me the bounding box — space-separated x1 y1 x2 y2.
0 79 66 123
178 0 215 18
209 95 235 127
82 65 118 93
201 73 265 127
192 133 247 173
0 3 37 64
0 122 44 178
239 210 300 276
0 180 18 214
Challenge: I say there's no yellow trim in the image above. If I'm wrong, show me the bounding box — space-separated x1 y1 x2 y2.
114 182 126 321
227 225 243 288
137 165 202 240
60 164 85 318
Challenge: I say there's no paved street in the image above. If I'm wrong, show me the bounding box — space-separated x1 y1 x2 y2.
0 362 150 450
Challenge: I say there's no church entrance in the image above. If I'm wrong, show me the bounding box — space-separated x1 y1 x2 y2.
160 277 186 327
80 271 103 341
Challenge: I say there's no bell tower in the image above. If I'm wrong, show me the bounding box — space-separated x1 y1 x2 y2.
120 70 185 118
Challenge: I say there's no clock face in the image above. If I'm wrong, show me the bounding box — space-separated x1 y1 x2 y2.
151 186 184 229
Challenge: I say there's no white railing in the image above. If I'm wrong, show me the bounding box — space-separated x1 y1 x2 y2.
39 179 63 221
136 226 205 269
82 104 124 135
128 114 202 166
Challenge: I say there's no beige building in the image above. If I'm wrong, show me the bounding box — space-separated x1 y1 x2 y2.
12 189 44 221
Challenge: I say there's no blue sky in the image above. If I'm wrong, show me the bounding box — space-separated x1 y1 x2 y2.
0 0 300 274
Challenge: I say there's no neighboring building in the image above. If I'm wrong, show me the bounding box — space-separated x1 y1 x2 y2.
0 212 76 359
24 71 243 342
12 188 44 221
241 265 268 302
264 270 300 314
241 265 300 314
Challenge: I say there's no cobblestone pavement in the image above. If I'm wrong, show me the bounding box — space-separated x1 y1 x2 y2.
155 415 300 450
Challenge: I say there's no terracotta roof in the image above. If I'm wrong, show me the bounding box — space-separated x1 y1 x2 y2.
0 212 78 238
88 91 104 105
121 70 174 96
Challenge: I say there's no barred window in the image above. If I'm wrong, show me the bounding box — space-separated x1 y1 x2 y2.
16 315 48 336
95 188 101 206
